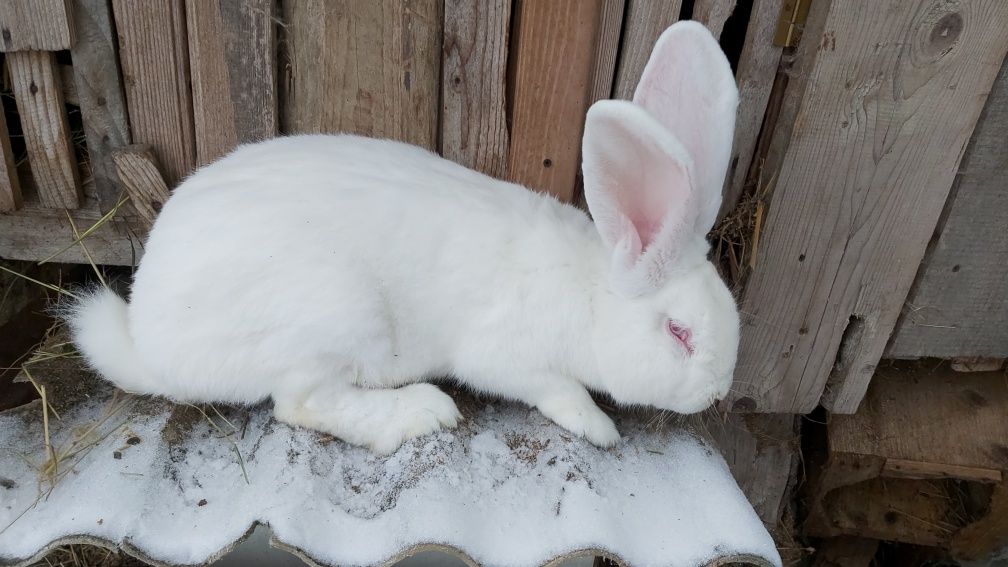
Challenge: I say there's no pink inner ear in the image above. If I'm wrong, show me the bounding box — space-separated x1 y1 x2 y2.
610 153 693 258
632 22 739 234
582 100 699 293
616 170 672 250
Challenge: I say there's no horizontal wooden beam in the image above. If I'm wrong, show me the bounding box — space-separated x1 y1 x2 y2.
0 203 145 266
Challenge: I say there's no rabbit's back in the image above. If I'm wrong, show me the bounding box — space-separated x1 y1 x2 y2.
126 135 598 402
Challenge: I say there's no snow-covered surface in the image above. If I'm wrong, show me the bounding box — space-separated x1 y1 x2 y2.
0 357 780 567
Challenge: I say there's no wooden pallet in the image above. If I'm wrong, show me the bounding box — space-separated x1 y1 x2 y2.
805 363 1008 560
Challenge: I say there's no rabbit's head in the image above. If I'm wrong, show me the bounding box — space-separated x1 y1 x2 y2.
582 21 740 414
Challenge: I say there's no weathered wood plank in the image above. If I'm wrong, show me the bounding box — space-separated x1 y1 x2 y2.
507 0 605 201
186 0 277 166
0 108 22 212
112 0 195 187
612 0 681 100
887 55 1008 360
830 365 1008 474
7 50 82 209
708 413 797 525
882 458 1001 484
588 0 625 103
0 0 73 52
726 0 1008 413
70 0 131 213
718 0 785 221
111 145 171 227
440 0 510 178
0 204 145 266
282 0 442 151
692 0 736 40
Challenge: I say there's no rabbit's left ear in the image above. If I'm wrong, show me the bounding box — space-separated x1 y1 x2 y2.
634 21 738 234
582 100 701 297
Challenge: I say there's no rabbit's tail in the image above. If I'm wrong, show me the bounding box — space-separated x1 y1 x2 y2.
66 287 159 395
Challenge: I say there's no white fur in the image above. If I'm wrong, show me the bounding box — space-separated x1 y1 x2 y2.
69 22 740 454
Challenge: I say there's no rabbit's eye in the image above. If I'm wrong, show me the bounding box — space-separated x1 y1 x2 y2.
666 319 694 356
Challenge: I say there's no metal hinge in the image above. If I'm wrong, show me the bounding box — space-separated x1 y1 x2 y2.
773 0 812 47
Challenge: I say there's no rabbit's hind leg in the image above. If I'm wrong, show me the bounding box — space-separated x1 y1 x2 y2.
273 379 461 455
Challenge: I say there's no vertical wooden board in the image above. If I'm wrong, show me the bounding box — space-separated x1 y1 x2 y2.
718 0 785 220
0 108 22 212
0 0 73 52
588 0 625 103
113 0 195 187
886 55 1008 359
726 1 1008 414
692 0 737 40
440 0 510 178
506 0 605 201
283 0 442 151
187 0 277 166
7 50 82 209
611 0 681 100
708 413 797 525
70 0 131 212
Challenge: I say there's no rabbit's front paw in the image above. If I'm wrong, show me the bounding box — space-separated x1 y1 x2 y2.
536 387 621 448
369 383 462 455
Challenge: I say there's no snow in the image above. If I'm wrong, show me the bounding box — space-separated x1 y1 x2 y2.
0 374 780 567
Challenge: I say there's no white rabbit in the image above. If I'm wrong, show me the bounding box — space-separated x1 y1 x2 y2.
68 21 740 455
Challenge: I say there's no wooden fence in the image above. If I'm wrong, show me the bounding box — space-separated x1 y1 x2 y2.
0 0 1006 417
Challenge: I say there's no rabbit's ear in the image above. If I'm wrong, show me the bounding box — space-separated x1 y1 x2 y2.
582 100 699 296
633 21 738 234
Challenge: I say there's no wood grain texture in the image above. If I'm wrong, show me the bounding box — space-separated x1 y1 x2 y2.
7 50 82 209
718 0 785 221
187 0 277 166
111 145 171 227
70 0 131 213
692 0 737 40
708 413 797 524
886 56 1008 359
507 0 605 201
0 108 22 212
0 201 145 265
612 0 681 100
113 0 195 187
440 0 510 178
726 0 1008 413
830 365 1008 474
882 458 1001 484
282 0 442 150
0 0 73 52
588 0 625 103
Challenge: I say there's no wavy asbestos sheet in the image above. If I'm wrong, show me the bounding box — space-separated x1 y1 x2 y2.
0 357 780 567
